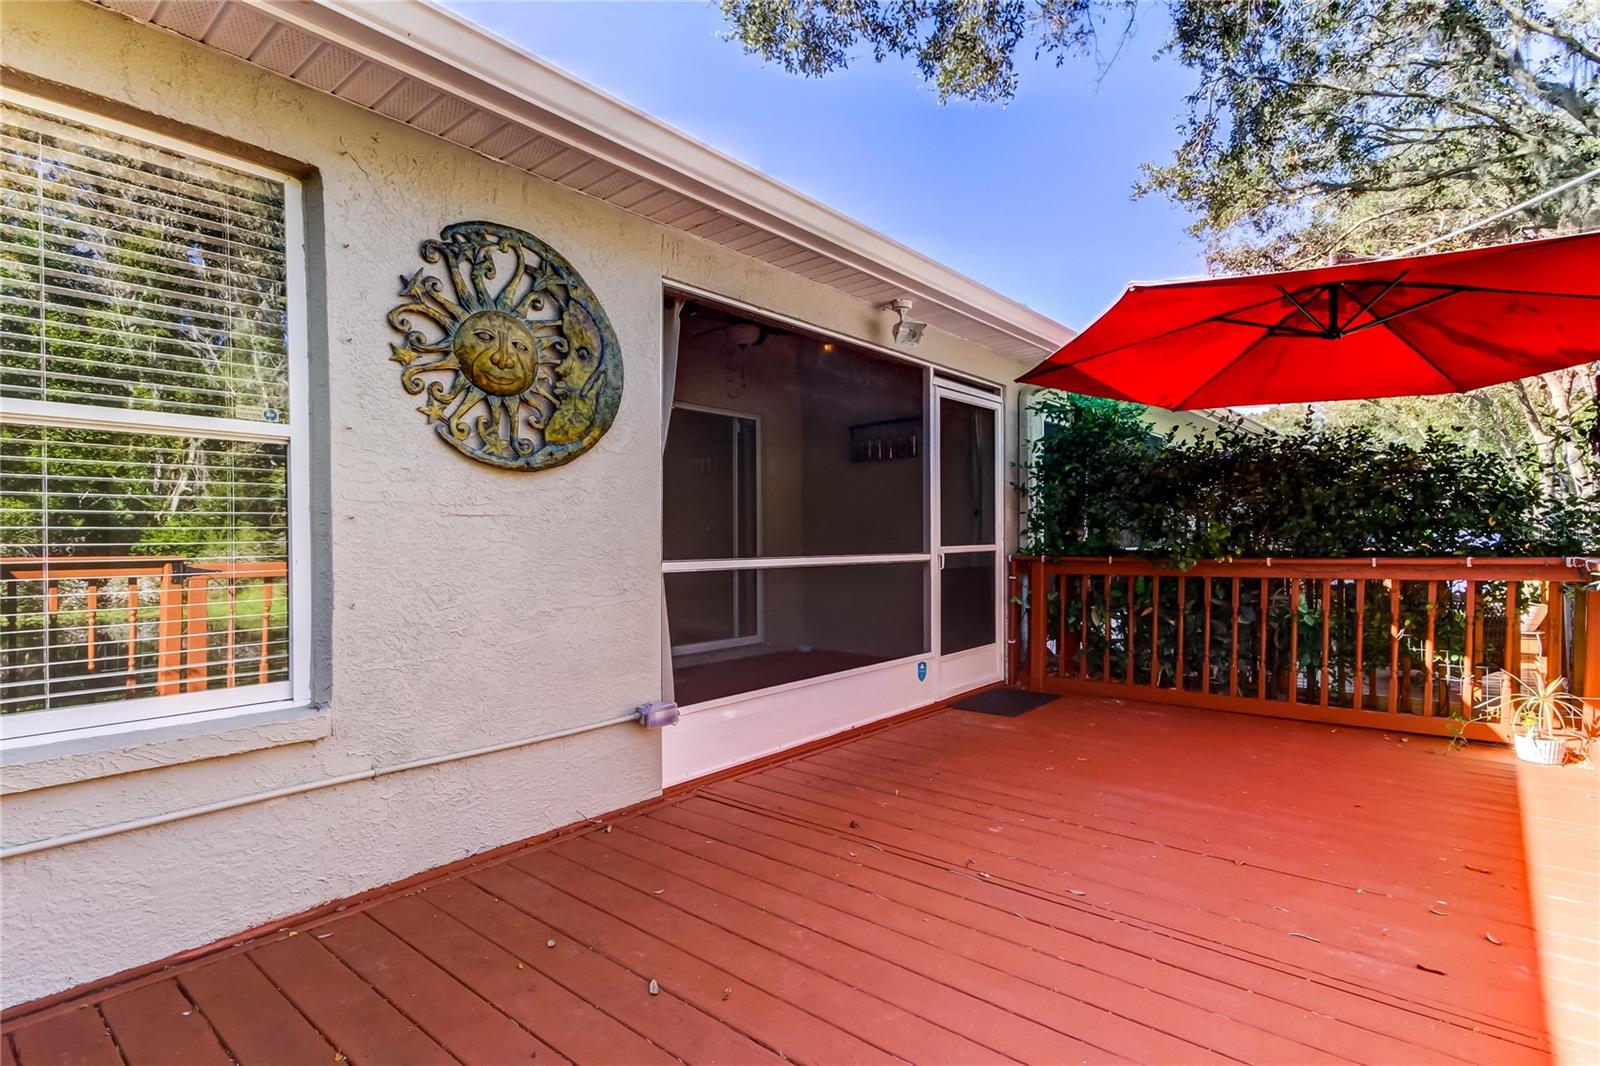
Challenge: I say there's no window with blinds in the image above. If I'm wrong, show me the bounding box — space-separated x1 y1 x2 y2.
0 94 306 738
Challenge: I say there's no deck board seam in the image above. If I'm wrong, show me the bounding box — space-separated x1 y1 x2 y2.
599 810 1312 1065
641 799 1426 1066
510 849 967 1065
707 780 1548 1053
784 748 1540 931
820 730 1536 863
464 863 867 1066
167 975 242 1066
93 1003 131 1066
544 838 1036 1062
347 905 587 1064
737 763 1538 1022
366 892 693 1065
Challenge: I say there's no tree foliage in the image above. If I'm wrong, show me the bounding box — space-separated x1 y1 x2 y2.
719 0 1599 511
1022 391 1596 563
1257 366 1597 504
719 0 1600 267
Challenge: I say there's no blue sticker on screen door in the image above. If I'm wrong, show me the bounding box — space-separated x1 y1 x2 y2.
916 661 928 681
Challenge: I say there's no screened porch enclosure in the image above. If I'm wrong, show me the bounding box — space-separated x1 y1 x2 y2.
660 297 1003 722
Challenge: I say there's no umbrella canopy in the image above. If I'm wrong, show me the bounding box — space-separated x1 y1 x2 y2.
1019 232 1600 409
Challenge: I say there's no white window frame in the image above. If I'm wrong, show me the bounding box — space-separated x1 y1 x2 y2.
667 401 765 657
0 89 312 744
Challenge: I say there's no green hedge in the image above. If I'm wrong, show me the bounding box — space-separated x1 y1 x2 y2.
1020 392 1596 564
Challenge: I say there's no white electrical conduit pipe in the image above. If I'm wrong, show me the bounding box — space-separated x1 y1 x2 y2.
1 712 639 860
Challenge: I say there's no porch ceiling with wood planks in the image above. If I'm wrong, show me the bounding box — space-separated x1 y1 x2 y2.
3 695 1596 1065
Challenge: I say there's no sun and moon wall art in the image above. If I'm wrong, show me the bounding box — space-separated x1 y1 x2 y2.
387 221 622 470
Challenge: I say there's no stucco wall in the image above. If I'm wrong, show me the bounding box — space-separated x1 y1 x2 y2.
0 0 1035 1007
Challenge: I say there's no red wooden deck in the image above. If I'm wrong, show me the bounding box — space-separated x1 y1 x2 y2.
5 694 1597 1065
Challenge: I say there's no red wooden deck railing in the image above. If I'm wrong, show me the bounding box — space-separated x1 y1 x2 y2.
1008 555 1597 743
1 555 288 703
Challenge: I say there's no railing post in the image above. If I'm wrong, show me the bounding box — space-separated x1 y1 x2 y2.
1028 557 1047 691
1578 588 1600 759
156 564 183 695
1006 556 1022 686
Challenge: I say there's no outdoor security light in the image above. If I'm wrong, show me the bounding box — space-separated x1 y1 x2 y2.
883 298 926 346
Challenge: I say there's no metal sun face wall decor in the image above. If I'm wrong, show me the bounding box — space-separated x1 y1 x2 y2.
387 221 623 470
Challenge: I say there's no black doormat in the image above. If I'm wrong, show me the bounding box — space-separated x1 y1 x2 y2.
951 688 1057 717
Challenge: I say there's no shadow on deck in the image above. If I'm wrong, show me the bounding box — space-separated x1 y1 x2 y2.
4 694 1597 1064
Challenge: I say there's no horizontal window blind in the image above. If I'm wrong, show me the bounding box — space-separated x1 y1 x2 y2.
0 96 301 732
0 101 289 424
0 427 291 715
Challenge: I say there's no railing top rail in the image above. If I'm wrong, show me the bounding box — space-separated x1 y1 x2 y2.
1016 555 1588 579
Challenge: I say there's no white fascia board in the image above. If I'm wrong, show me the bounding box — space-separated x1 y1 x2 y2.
261 0 1075 356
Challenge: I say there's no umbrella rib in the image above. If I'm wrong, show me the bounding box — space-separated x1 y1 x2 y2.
1339 288 1464 336
1340 271 1409 331
1026 290 1295 378
1279 286 1330 334
1412 283 1600 300
1381 320 1466 392
1169 329 1280 410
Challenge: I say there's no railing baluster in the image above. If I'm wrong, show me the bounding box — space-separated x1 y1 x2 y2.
125 577 139 689
1289 577 1300 703
1543 580 1560 681
1202 578 1213 695
156 564 182 695
1352 580 1364 710
1320 578 1332 707
1388 580 1401 715
1175 575 1186 691
1102 574 1112 682
1229 578 1240 696
1152 575 1162 688
1504 580 1520 683
259 578 275 686
1126 576 1136 685
227 579 238 688
85 580 99 673
184 576 210 693
1463 580 1477 715
1078 569 1089 681
1258 576 1268 700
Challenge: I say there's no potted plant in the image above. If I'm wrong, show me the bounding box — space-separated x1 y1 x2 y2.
1493 673 1584 765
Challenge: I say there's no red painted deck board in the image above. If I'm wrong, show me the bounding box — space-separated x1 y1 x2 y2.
4 693 1594 1065
249 931 456 1066
364 893 674 1066
96 980 232 1066
179 954 340 1065
7 1007 121 1066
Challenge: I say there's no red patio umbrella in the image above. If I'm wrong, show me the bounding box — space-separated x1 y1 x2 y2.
1018 232 1600 409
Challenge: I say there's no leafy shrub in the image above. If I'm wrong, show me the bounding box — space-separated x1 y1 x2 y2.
1021 393 1597 564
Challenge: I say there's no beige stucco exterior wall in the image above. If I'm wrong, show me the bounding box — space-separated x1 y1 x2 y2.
0 0 1035 1007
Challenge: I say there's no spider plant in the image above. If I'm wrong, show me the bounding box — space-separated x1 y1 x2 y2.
1485 673 1584 740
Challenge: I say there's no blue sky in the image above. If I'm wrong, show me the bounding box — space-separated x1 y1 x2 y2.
446 1 1207 331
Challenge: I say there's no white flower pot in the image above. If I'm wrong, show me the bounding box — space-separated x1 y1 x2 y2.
1513 732 1566 765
